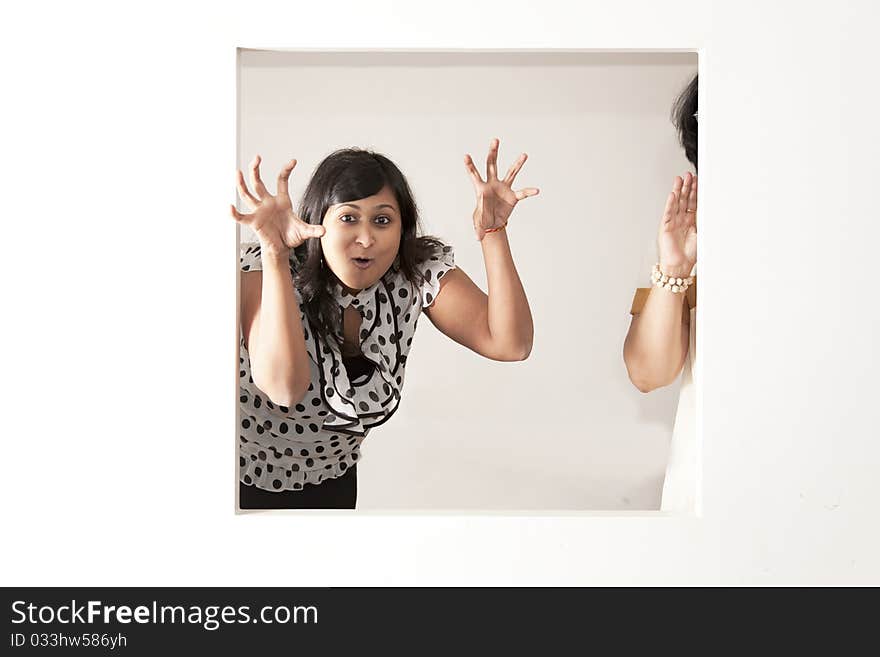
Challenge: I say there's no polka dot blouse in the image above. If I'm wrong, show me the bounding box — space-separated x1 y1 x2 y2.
238 242 456 492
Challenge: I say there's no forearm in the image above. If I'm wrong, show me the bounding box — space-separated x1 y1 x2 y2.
480 229 534 360
623 287 688 391
248 251 311 405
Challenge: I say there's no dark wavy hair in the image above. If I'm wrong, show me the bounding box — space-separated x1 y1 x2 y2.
292 148 444 345
672 74 698 170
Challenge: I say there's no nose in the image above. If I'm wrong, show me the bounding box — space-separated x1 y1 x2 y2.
354 225 375 249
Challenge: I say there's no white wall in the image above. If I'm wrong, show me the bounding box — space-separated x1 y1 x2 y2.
238 51 697 510
3 0 879 584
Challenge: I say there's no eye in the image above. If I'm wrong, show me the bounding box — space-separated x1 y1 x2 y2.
374 215 392 226
340 214 357 223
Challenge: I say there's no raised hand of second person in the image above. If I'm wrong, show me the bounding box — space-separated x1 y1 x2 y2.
230 155 325 257
657 171 697 278
464 138 540 241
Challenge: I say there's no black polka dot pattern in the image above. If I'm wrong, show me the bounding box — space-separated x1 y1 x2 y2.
237 240 455 492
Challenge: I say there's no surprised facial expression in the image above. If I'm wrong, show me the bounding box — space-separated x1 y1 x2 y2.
320 186 402 293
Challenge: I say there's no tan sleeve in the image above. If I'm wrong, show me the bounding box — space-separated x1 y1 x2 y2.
686 280 697 310
630 288 652 315
630 280 697 315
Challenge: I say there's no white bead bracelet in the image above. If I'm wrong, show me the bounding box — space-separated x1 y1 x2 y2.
651 263 694 294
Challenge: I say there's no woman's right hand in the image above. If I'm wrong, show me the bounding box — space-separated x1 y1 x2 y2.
230 155 325 257
657 171 698 278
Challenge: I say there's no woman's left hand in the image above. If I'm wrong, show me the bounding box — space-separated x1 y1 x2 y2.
464 138 540 241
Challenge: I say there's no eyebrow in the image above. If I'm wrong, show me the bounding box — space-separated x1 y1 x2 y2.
338 203 397 212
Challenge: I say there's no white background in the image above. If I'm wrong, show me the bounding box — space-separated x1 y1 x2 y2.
2 0 878 584
238 50 697 510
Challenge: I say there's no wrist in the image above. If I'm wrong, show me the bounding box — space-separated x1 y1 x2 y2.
260 243 291 265
658 261 694 279
482 224 507 238
479 226 510 249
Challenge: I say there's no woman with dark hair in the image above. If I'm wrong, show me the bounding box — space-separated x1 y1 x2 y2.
232 140 538 509
623 74 698 513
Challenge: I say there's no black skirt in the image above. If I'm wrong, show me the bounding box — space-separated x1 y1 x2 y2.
239 464 357 509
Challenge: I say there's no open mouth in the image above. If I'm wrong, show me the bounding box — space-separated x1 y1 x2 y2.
351 257 373 270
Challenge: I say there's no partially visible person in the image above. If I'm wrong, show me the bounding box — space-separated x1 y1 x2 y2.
623 74 698 513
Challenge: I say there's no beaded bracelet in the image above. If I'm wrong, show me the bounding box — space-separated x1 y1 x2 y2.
651 263 694 294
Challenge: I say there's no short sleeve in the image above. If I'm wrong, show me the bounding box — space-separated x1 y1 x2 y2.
239 241 300 276
239 241 305 310
630 261 697 315
418 244 456 308
240 242 263 272
630 288 652 315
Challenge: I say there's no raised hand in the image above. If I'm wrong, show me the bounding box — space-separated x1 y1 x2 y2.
230 155 325 257
657 172 697 278
464 138 540 241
